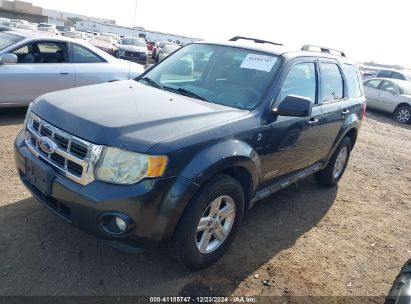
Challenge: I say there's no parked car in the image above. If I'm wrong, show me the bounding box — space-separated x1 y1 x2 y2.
363 78 411 123
37 27 61 36
156 43 180 62
0 30 144 107
10 19 28 25
79 31 94 40
14 37 365 269
101 32 120 44
89 35 118 55
16 23 37 31
1 21 19 28
146 41 155 51
373 69 411 81
56 25 75 33
117 36 148 64
62 31 88 41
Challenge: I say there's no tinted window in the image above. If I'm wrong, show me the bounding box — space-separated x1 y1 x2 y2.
377 70 392 78
320 63 344 101
390 72 406 80
71 44 104 63
379 80 396 92
278 62 317 103
343 64 362 98
12 41 67 63
0 33 24 51
364 79 382 88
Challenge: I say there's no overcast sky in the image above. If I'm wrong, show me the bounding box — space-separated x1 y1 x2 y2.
29 0 411 67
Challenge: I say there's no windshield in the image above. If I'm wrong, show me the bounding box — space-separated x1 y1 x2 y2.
398 82 411 95
0 32 23 51
122 38 145 46
139 43 281 110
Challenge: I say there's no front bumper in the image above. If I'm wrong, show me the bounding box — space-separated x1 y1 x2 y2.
14 130 198 247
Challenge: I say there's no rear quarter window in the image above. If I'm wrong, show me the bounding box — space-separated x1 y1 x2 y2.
343 64 363 98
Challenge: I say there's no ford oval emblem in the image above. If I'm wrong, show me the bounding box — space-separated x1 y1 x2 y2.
38 137 56 154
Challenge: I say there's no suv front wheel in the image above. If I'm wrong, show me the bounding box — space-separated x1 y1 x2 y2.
314 137 352 187
170 174 244 270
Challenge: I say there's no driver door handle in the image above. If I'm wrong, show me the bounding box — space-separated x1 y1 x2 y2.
307 118 319 126
341 109 350 115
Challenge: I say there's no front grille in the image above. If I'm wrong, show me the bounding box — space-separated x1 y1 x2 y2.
25 112 102 185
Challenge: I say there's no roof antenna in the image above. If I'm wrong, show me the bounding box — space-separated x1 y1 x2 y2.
129 0 138 88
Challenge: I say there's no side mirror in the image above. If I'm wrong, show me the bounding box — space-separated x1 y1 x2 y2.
386 87 397 94
272 95 312 117
0 53 18 65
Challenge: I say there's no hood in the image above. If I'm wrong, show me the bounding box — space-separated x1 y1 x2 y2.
119 44 146 53
31 81 248 153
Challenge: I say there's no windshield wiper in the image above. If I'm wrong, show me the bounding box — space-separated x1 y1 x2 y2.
163 86 209 102
138 76 163 89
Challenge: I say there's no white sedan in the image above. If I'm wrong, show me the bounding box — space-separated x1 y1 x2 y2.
0 30 144 107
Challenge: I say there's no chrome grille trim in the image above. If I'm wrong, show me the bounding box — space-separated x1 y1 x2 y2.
25 112 103 186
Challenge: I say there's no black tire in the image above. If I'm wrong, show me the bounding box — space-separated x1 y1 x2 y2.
314 137 352 187
385 259 411 304
393 105 411 124
170 174 244 270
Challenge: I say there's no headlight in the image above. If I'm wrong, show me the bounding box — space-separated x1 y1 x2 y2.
95 147 168 185
24 102 34 129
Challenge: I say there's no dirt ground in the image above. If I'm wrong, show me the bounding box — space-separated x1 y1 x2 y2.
0 107 410 299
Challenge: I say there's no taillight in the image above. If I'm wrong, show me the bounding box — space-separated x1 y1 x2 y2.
361 102 366 119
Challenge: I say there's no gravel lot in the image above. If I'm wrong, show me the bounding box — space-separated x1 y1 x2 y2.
0 107 410 298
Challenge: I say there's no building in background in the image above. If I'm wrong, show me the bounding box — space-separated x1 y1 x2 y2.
76 21 201 44
0 0 46 23
0 0 115 25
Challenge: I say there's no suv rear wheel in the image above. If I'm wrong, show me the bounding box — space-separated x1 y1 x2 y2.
314 137 352 187
170 174 244 270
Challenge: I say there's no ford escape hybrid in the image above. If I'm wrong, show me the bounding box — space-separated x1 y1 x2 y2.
15 37 366 269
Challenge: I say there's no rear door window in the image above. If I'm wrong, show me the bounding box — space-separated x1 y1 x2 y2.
390 71 405 80
320 63 344 102
71 44 105 63
342 64 362 98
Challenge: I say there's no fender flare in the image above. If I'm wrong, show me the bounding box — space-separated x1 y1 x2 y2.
325 114 360 163
180 139 261 192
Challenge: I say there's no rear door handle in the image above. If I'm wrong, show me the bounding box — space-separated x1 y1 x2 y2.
341 109 350 115
60 72 70 75
307 118 319 126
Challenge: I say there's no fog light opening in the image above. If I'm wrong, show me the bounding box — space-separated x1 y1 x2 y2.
99 212 134 236
115 216 127 232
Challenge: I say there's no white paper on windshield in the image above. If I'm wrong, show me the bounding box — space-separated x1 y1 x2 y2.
240 54 276 72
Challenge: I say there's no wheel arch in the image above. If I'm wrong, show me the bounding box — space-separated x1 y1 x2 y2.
393 102 411 113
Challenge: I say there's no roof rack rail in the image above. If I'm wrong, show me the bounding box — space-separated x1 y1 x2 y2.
229 36 283 46
301 44 346 57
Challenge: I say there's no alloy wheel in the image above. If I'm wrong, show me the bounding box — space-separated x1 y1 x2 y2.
195 195 236 254
333 146 348 179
